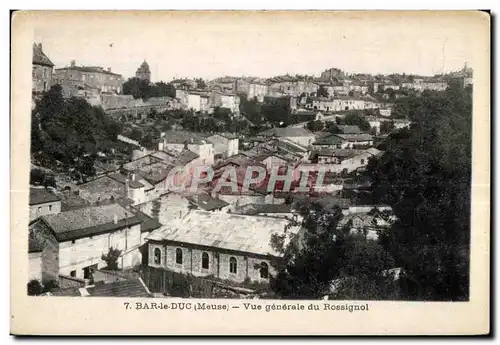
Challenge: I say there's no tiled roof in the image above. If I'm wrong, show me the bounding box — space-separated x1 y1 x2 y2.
147 211 301 257
29 187 60 206
129 207 162 233
233 203 293 216
55 65 122 77
163 131 207 145
185 193 229 211
51 279 151 297
259 127 314 138
177 150 199 165
59 191 92 212
28 231 43 253
312 135 345 146
108 173 144 189
41 204 142 242
315 148 362 159
32 43 54 67
336 134 373 142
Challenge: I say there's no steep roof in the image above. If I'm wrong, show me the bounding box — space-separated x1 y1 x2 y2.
40 204 142 242
32 43 54 67
29 187 61 206
147 211 301 257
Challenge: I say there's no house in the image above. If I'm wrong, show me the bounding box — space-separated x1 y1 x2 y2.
159 131 214 165
263 95 298 111
32 43 54 94
29 187 62 222
78 173 147 206
393 119 412 130
231 203 294 218
250 152 290 172
175 90 212 113
54 60 123 95
335 133 374 149
258 127 316 147
205 133 239 159
145 211 303 283
28 203 160 281
365 116 382 135
211 91 241 115
29 231 44 281
235 79 269 102
312 134 346 149
338 212 392 240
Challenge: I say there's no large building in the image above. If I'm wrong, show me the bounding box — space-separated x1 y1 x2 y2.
135 60 151 82
32 43 54 94
54 60 123 95
146 211 303 284
320 68 344 81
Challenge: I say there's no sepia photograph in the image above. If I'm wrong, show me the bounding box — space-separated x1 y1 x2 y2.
10 10 490 335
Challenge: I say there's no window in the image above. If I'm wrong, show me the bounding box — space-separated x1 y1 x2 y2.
260 262 269 279
32 67 36 78
37 207 41 213
175 248 183 265
70 270 76 277
49 205 52 211
71 240 76 244
154 248 161 265
360 159 365 164
229 257 237 274
202 252 209 270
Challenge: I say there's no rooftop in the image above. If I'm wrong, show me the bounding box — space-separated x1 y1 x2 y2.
29 187 61 206
337 125 363 134
259 127 314 138
55 64 122 77
147 211 301 257
162 131 208 145
32 43 54 67
50 278 151 297
335 133 373 142
40 204 141 242
185 193 229 211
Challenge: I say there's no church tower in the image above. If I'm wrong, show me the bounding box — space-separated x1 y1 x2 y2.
135 60 151 82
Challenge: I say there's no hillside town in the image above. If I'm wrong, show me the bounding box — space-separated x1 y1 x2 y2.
28 42 473 300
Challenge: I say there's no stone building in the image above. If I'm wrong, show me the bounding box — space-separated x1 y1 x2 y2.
135 60 151 82
32 43 54 94
29 187 61 222
54 60 123 95
146 211 303 283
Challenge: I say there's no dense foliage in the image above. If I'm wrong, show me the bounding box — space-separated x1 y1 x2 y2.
367 82 472 300
122 78 176 100
336 111 371 131
31 85 122 179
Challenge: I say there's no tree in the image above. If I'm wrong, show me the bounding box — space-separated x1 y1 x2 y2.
122 77 151 100
317 85 329 98
366 83 472 301
269 201 397 299
195 78 207 89
306 120 324 132
27 279 43 296
380 121 395 134
325 121 341 134
101 247 122 270
338 111 371 132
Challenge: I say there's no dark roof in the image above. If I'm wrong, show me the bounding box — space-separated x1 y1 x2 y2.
185 193 229 211
32 43 54 67
29 187 61 206
336 133 373 142
163 131 207 145
55 65 122 77
129 207 162 232
337 125 363 134
259 127 314 138
40 204 142 242
59 191 92 212
51 279 151 297
108 173 144 189
312 135 346 146
315 148 361 159
177 150 199 165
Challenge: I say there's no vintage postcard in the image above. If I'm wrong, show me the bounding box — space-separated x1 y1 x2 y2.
10 10 490 335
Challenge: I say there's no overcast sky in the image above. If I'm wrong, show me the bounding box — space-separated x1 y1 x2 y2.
33 11 482 82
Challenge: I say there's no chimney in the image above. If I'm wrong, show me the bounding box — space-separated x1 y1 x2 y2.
70 60 76 67
113 215 118 224
131 173 136 181
108 67 111 72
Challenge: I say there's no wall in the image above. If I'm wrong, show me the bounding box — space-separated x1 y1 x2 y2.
100 94 139 110
30 221 60 282
32 64 53 93
28 252 42 281
29 201 61 222
148 242 273 284
188 143 214 165
58 223 142 279
117 134 142 148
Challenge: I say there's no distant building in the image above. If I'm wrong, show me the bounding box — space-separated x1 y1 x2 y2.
321 68 344 80
54 60 123 96
29 187 61 222
32 43 54 94
205 133 239 159
135 60 151 82
263 95 298 111
211 91 241 115
146 211 303 283
258 127 316 147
